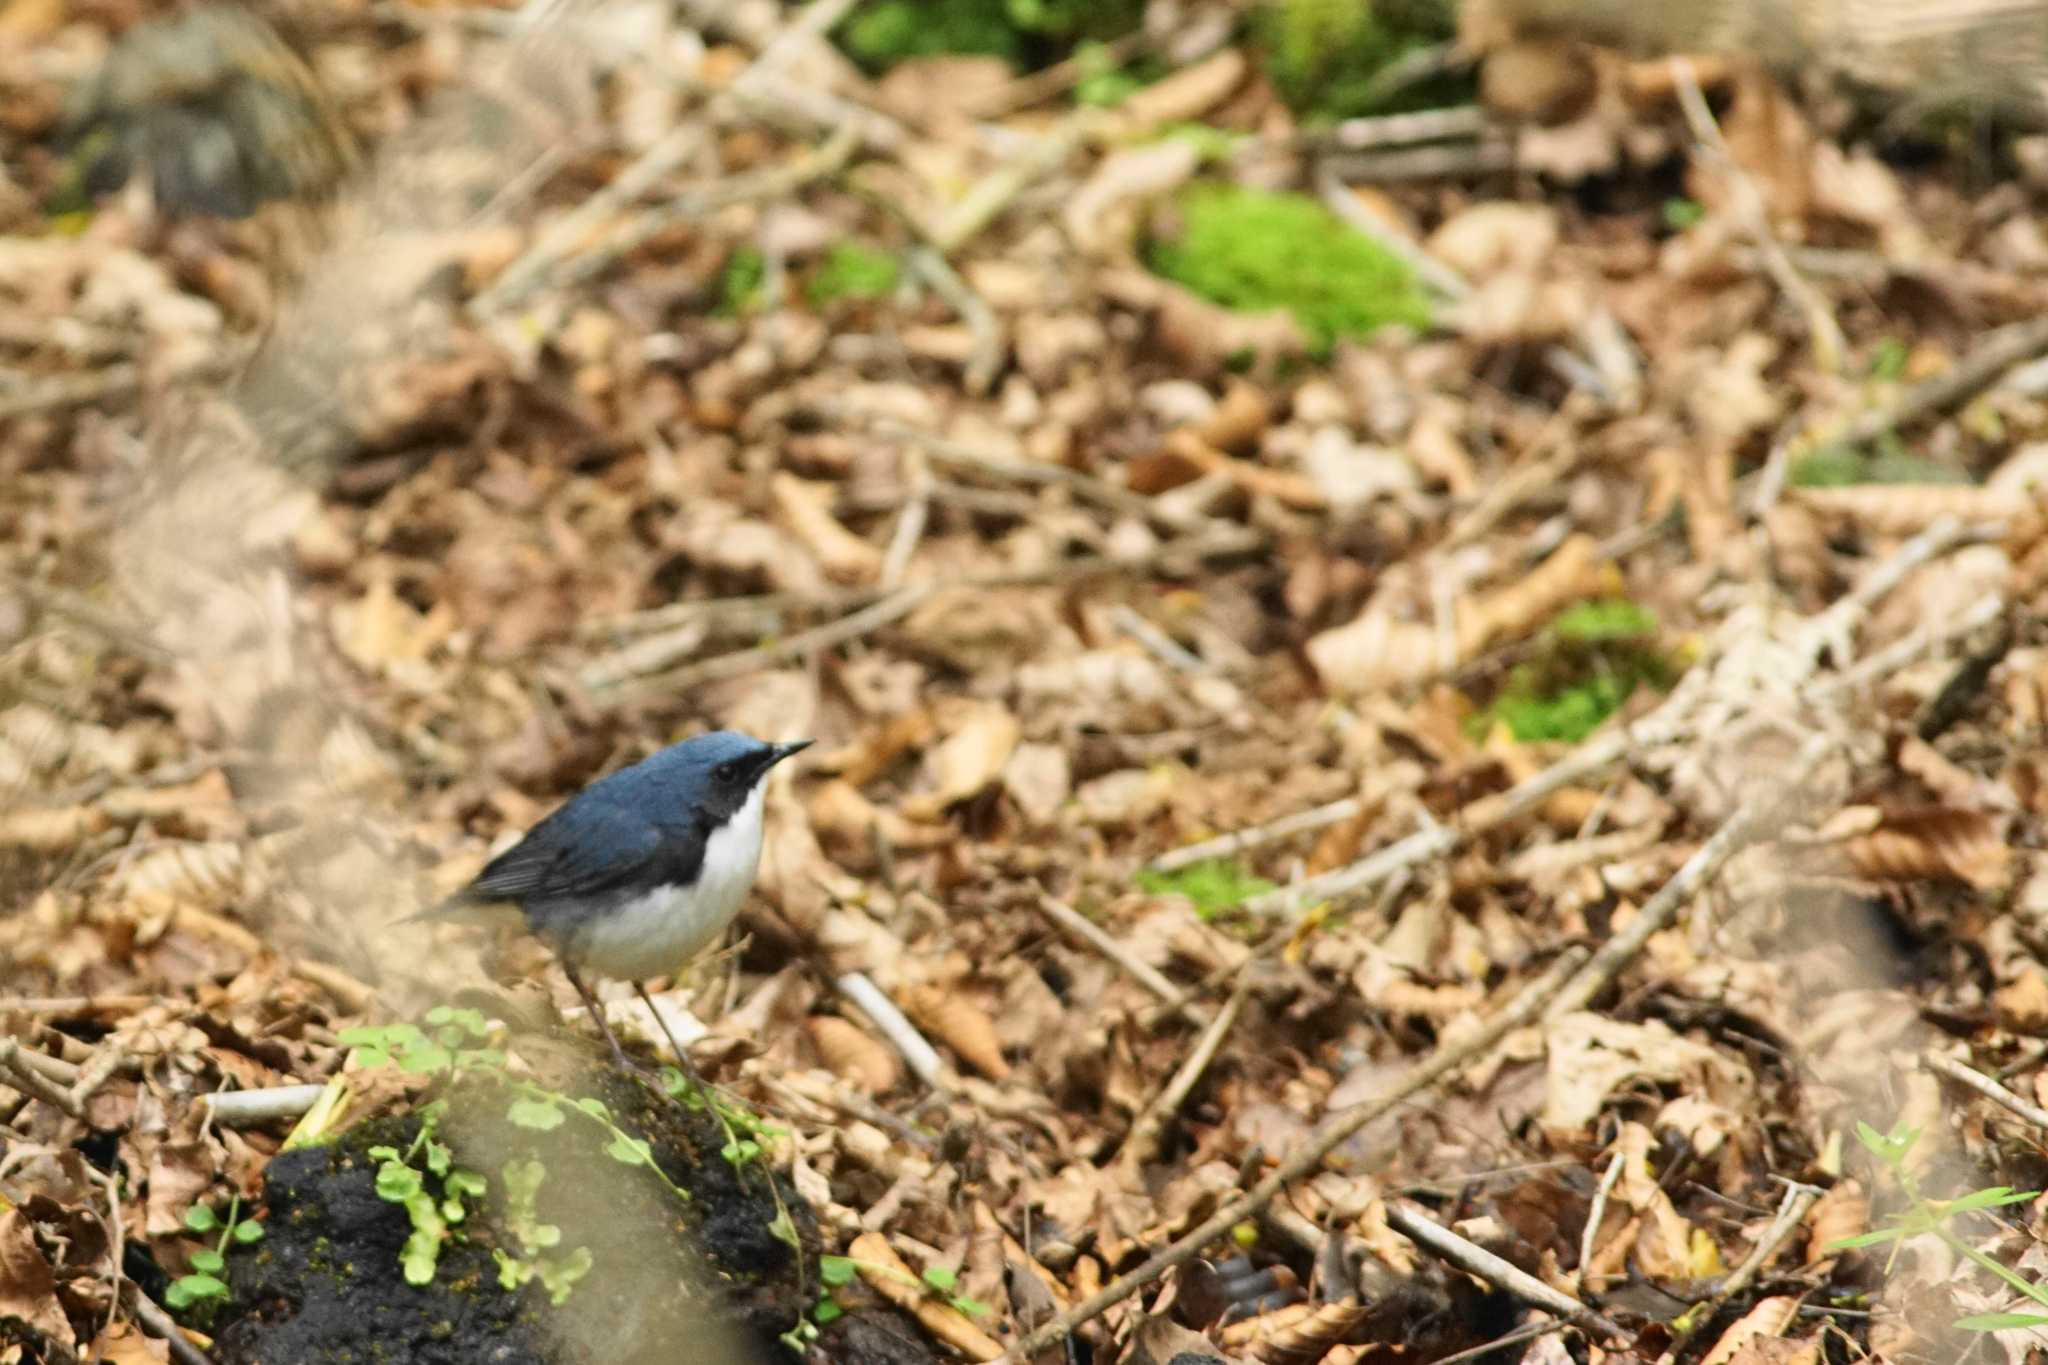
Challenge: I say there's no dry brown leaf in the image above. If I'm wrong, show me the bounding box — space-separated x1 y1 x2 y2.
902 982 1010 1080
1804 1178 1866 1271
0 804 109 850
85 1322 171 1365
118 841 246 913
1225 1299 1369 1361
1824 807 2014 891
0 1208 71 1347
900 701 1020 823
1460 533 1614 656
1114 48 1247 133
848 1230 1005 1362
1544 1013 1747 1132
805 1014 903 1094
1698 1296 1806 1365
770 472 882 584
1793 483 2029 538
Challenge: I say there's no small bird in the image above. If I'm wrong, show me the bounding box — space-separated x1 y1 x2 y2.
426 731 812 1072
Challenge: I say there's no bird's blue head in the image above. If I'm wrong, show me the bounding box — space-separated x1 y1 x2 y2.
627 731 812 823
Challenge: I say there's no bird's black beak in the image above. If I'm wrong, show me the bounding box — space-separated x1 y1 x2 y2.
767 739 813 767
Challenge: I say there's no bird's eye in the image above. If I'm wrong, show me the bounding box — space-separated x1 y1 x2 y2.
715 761 740 783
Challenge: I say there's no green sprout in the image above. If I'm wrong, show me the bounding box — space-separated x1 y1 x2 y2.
166 1193 264 1314
1829 1120 2048 1333
491 1156 593 1306
340 1003 694 1301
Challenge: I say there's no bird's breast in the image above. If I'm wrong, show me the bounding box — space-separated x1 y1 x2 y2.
569 786 766 981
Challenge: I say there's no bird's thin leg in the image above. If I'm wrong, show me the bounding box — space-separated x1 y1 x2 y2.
560 959 633 1072
633 981 709 1090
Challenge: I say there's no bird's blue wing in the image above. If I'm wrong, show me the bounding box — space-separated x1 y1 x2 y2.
462 798 697 905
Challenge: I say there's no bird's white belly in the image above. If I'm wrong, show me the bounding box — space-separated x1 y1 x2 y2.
573 787 765 981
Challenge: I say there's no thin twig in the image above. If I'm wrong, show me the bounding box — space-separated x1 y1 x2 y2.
584 526 1262 690
1669 58 1843 374
0 1038 85 1118
1926 1053 2048 1132
1240 704 1697 918
1118 972 1251 1172
1545 732 1835 1022
204 1084 328 1127
0 994 156 1013
1320 139 1515 183
1429 1319 1569 1365
1794 517 1983 662
67 1046 133 1114
128 1282 218 1365
1313 162 1469 301
1035 897 1210 1028
1581 1150 1626 1292
961 30 1151 116
835 971 944 1089
1385 1202 1628 1342
1653 1179 1822 1365
474 123 709 313
995 949 1588 1363
1110 605 1208 674
554 122 862 296
931 110 1106 254
1838 314 2048 448
87 1159 126 1340
1149 795 1367 874
906 246 1003 395
878 451 933 592
607 584 936 696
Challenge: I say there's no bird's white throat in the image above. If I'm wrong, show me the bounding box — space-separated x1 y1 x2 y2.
573 783 766 981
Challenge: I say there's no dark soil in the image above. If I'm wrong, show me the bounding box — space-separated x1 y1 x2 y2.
211 1055 935 1365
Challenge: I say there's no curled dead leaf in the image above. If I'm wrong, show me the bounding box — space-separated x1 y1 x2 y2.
804 1014 902 1093
900 702 1020 823
0 804 109 850
848 1231 1004 1362
1697 1295 1806 1365
902 982 1010 1080
770 472 882 584
1816 807 2014 891
1221 1299 1369 1362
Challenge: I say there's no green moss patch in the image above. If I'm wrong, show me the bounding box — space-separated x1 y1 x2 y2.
1469 599 1678 745
1790 435 1975 489
1136 858 1276 919
1252 0 1461 118
835 0 1141 74
806 242 901 306
1147 183 1433 355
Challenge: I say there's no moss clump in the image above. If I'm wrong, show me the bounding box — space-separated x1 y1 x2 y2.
1471 600 1678 745
1252 0 1460 117
1147 184 1433 355
1790 436 1974 489
836 0 1141 74
805 242 901 306
1135 859 1277 919
717 246 766 316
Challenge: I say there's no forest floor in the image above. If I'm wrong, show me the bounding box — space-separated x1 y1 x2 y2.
2 3 2047 1364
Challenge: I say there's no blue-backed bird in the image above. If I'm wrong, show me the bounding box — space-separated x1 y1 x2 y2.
424 731 811 1071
